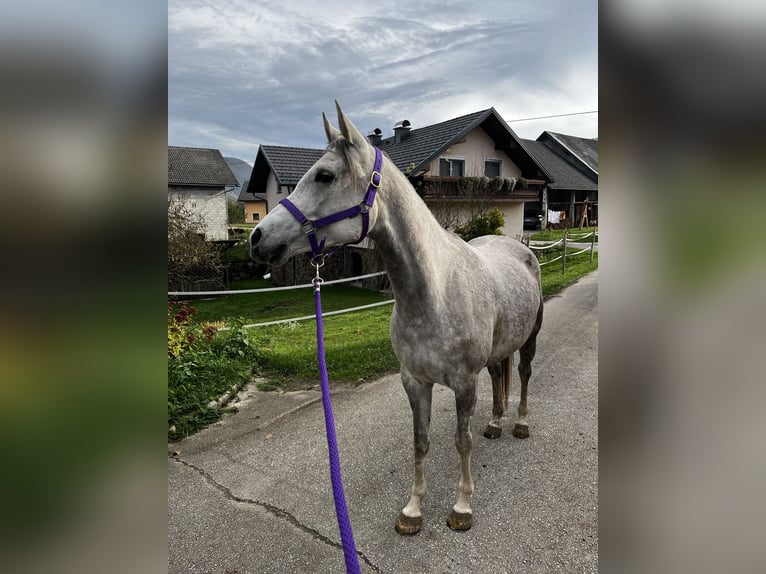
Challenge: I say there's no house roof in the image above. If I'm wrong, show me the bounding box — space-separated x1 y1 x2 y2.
251 145 325 187
237 180 267 203
538 132 598 176
378 108 552 180
246 108 553 195
521 140 598 191
168 146 239 187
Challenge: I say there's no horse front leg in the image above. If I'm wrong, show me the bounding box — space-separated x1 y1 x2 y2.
447 380 478 531
395 371 433 535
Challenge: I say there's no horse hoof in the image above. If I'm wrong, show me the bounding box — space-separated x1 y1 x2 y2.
512 423 529 439
483 425 502 439
446 510 473 531
395 512 422 536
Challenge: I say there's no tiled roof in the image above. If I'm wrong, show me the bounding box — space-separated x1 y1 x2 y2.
377 109 490 172
168 146 239 187
237 180 267 203
522 140 597 191
246 108 553 194
540 132 598 175
260 146 325 186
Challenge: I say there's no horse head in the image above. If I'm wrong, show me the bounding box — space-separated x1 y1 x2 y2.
250 101 381 265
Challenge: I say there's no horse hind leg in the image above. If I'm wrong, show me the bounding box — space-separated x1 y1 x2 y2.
514 301 543 439
483 356 512 439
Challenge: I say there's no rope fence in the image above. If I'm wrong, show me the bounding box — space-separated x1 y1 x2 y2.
168 271 387 297
216 299 396 331
526 227 598 271
170 229 597 328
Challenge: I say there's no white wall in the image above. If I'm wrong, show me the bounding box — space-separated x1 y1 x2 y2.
168 187 228 241
425 127 522 179
426 199 524 240
495 202 524 239
264 171 281 213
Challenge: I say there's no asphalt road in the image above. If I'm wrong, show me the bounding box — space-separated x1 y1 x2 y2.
168 270 598 574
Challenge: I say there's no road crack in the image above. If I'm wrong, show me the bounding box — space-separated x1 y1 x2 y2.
172 457 382 573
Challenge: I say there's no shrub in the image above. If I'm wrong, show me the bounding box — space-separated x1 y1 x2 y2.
454 207 505 242
168 302 261 440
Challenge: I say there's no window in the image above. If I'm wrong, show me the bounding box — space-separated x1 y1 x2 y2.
439 158 464 177
252 213 260 221
484 160 502 178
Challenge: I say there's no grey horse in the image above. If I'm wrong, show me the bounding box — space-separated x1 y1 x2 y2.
250 102 543 535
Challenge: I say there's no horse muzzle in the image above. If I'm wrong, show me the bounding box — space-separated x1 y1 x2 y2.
250 226 289 265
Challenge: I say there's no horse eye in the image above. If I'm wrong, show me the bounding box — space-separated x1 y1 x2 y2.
315 171 334 184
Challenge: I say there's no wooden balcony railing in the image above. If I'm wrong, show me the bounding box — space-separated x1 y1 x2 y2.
416 176 544 201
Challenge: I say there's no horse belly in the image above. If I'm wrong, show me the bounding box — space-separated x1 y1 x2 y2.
390 312 490 385
488 285 540 363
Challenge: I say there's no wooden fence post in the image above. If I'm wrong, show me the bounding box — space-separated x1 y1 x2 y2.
590 227 596 264
561 228 568 275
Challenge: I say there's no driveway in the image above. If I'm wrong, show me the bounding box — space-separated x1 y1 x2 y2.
168 271 598 573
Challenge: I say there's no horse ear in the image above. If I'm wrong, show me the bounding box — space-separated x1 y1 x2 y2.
323 112 342 143
335 100 368 148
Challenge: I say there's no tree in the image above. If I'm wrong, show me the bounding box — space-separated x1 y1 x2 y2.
168 195 224 290
227 200 245 224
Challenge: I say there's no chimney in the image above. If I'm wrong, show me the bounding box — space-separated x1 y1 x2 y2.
367 127 382 146
393 119 411 143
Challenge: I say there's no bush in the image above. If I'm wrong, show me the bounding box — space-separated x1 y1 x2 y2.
168 302 261 440
454 207 505 242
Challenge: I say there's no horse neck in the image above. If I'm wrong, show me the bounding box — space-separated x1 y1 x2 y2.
368 162 453 304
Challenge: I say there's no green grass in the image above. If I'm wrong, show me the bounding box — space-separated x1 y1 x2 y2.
190 280 392 325
530 226 598 243
540 249 598 297
256 304 398 383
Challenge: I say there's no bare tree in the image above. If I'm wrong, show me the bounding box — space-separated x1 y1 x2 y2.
167 194 224 291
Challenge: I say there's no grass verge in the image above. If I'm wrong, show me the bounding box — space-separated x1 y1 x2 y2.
530 226 598 243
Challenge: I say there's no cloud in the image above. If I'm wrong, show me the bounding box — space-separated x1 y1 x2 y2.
169 0 597 160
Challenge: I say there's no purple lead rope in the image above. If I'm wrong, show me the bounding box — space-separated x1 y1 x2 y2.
313 276 362 574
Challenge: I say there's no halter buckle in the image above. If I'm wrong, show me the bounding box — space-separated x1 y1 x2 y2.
369 171 382 189
301 221 315 235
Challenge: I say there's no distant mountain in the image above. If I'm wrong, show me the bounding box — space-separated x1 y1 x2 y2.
224 157 253 202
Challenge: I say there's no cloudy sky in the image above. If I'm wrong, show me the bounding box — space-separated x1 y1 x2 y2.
169 0 597 163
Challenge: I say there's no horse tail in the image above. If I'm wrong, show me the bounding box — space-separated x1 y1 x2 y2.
501 355 512 408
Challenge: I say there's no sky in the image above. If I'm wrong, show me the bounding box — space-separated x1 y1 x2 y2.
169 0 597 163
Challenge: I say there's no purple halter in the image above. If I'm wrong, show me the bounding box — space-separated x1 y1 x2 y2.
279 147 382 263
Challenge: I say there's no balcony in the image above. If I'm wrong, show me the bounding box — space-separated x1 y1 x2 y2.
416 176 544 202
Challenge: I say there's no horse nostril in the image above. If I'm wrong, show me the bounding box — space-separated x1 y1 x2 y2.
251 227 262 248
